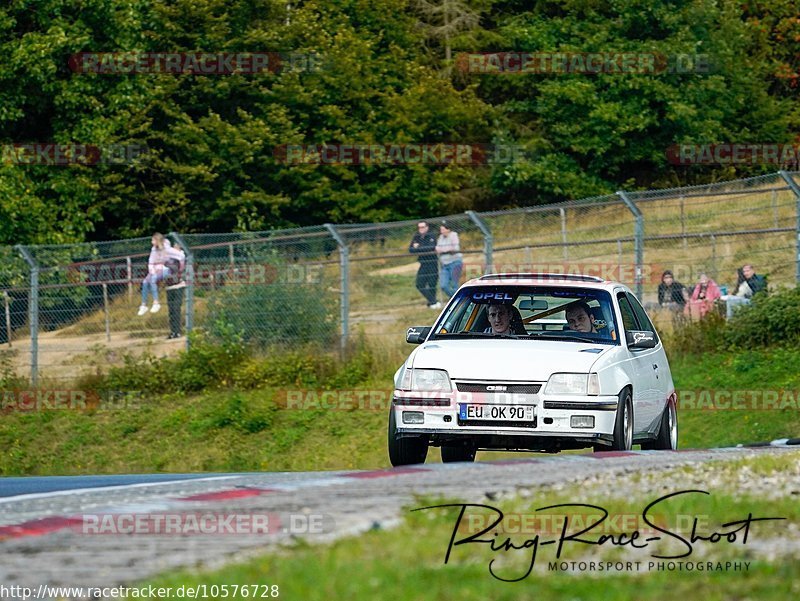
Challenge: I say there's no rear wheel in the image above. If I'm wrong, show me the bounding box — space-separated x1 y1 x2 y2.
441 443 477 463
388 408 428 466
642 398 677 450
594 388 633 452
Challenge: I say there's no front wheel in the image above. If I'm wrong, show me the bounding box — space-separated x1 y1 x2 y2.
388 408 428 466
594 388 633 452
642 398 678 450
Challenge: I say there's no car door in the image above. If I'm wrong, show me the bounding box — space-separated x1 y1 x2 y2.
626 292 671 429
615 292 658 433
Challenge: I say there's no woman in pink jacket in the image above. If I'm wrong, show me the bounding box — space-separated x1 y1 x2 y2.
685 273 721 319
138 233 184 315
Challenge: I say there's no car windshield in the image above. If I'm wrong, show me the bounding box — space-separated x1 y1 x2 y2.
431 285 619 344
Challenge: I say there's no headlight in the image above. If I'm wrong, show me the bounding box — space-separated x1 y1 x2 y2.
545 373 589 395
409 369 452 392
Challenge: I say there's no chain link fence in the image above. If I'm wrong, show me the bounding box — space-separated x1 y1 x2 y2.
2 170 799 383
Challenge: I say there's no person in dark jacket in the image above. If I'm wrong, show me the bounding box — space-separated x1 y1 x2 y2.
723 264 767 319
409 221 440 308
657 270 688 309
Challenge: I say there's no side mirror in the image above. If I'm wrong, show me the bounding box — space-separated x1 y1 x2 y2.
626 330 657 349
406 326 432 344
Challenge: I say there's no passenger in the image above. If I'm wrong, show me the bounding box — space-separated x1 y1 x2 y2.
565 301 598 334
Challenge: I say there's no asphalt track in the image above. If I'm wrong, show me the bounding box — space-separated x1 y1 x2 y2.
1 444 799 599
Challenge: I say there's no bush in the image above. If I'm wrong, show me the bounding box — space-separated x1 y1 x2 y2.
204 281 338 348
93 335 375 397
667 287 800 355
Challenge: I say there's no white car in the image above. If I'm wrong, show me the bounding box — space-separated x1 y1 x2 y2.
388 273 677 465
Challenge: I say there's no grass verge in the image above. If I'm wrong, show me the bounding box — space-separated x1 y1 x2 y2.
144 453 800 600
3 342 800 475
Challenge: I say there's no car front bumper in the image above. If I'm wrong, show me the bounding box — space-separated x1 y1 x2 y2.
392 392 619 441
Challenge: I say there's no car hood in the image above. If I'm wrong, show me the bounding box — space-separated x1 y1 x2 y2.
410 338 614 381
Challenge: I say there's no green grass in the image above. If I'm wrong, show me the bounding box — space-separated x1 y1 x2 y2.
668 345 800 448
2 343 800 476
144 453 800 600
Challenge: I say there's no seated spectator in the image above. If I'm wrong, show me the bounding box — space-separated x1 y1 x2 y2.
684 273 721 320
657 270 688 310
721 264 767 319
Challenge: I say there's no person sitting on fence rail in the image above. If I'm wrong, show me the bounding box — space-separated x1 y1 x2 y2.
721 264 767 319
684 273 721 320
657 270 688 311
138 233 184 316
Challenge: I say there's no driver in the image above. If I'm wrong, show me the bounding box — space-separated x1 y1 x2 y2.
484 303 512 335
565 301 598 333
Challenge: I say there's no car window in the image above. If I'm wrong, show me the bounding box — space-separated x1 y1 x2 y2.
433 286 619 344
626 292 659 342
616 293 638 331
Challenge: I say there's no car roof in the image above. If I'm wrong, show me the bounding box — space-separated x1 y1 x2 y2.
462 272 630 292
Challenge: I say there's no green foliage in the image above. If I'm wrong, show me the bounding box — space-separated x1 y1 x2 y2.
205 280 338 347
95 331 374 396
0 0 798 243
667 287 800 354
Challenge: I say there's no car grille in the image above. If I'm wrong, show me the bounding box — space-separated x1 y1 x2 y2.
455 382 542 394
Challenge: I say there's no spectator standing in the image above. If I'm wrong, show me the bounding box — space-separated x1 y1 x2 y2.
409 221 440 309
657 270 688 310
436 220 463 298
164 243 187 339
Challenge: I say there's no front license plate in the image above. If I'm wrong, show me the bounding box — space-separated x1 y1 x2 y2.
458 404 534 422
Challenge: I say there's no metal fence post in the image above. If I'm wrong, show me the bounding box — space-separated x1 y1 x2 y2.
559 207 568 260
102 283 111 342
4 291 11 348
16 245 38 385
777 170 800 284
616 191 644 299
324 224 349 356
465 210 493 273
170 232 194 350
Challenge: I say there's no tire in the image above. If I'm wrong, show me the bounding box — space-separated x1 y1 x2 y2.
388 407 428 466
441 443 477 463
594 388 633 452
642 398 677 450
